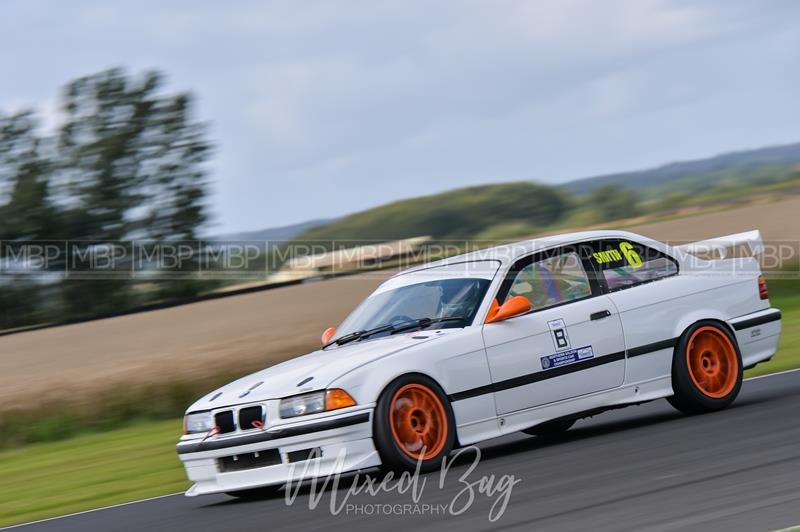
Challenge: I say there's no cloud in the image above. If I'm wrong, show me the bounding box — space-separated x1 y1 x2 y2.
0 0 798 232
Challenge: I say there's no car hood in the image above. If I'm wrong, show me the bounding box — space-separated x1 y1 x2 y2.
187 331 450 412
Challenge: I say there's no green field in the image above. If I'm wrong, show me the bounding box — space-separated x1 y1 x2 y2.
747 280 800 376
1 284 798 528
0 420 188 527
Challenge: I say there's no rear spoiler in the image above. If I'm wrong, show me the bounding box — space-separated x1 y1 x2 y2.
675 230 764 259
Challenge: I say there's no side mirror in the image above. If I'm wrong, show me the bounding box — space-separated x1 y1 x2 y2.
486 296 532 323
321 327 337 345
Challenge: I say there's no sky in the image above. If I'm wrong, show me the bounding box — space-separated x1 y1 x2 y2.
1 0 799 234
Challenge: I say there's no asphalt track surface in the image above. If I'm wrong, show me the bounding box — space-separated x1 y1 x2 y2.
11 370 800 532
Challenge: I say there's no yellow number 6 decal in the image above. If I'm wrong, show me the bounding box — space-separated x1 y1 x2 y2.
619 242 643 268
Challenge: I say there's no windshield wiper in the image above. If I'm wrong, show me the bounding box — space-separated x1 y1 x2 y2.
388 316 465 335
325 323 396 348
325 316 465 348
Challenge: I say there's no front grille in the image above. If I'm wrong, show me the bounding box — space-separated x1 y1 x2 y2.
214 410 235 433
238 406 264 430
217 449 282 472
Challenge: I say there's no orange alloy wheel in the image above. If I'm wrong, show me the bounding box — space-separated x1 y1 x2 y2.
685 326 739 399
389 384 448 460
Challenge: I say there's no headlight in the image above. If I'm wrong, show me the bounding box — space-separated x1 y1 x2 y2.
280 391 325 418
279 389 356 419
183 411 214 434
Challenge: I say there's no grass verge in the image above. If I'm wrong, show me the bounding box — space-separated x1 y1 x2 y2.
746 279 800 377
0 365 277 449
0 420 188 528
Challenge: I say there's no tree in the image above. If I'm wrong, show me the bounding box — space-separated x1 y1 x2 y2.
57 68 212 242
0 68 215 326
0 111 56 241
587 184 641 222
54 68 213 315
0 112 63 329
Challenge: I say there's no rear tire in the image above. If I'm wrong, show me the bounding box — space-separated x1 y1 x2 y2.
668 320 743 415
522 418 575 438
373 374 456 473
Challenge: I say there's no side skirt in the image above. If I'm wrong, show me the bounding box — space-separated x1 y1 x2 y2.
517 400 657 434
455 376 673 445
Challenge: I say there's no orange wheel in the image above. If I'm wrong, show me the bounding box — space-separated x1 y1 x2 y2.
669 321 743 415
685 326 739 399
388 383 449 460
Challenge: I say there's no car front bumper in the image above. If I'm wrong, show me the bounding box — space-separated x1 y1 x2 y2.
176 409 380 496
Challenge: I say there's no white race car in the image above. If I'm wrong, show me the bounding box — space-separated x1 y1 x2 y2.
177 230 781 497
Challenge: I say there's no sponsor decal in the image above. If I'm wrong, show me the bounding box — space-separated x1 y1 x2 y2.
547 319 571 351
592 241 643 269
619 241 643 268
541 345 594 370
592 249 622 264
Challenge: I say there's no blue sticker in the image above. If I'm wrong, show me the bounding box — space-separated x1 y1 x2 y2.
541 345 594 370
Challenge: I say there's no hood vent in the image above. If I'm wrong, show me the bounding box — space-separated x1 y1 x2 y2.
239 381 264 399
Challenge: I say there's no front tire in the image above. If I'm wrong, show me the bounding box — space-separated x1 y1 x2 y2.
668 321 743 415
373 374 456 473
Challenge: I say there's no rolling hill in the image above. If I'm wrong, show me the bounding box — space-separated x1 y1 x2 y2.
562 142 800 197
292 141 800 242
211 218 332 242
295 182 569 242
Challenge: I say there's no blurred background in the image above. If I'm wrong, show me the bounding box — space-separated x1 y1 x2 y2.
1 0 799 528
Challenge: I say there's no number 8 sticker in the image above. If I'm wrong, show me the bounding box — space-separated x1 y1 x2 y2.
619 241 643 268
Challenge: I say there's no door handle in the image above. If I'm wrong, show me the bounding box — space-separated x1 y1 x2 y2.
590 310 611 321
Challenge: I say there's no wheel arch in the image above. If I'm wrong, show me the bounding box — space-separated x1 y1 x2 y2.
670 309 736 345
330 362 447 406
672 315 740 358
375 371 448 400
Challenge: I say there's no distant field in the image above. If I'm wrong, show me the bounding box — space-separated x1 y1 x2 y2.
1 195 798 413
621 195 800 245
0 272 386 411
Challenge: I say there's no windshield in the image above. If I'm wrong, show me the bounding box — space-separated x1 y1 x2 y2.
333 277 491 343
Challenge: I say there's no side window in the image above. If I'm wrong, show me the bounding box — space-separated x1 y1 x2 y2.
507 251 592 311
590 239 678 292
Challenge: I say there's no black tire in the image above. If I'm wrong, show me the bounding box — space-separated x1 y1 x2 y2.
522 418 575 438
667 320 743 415
373 374 456 473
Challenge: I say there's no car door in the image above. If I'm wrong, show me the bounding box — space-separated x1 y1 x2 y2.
482 245 626 415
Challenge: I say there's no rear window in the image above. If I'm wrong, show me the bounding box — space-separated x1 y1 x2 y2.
589 239 678 292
